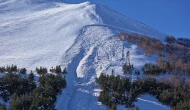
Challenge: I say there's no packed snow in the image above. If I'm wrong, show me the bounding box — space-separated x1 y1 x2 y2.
0 0 169 109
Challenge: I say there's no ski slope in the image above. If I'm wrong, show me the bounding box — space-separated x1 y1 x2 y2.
0 0 169 109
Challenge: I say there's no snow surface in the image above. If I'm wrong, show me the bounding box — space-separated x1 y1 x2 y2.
0 0 168 109
117 94 170 110
135 94 170 110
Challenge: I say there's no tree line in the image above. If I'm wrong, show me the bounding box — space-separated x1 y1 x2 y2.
119 33 190 75
97 72 190 110
0 65 67 110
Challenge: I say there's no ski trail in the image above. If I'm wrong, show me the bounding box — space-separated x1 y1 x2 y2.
137 98 170 109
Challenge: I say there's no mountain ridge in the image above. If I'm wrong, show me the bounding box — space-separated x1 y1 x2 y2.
1 0 167 39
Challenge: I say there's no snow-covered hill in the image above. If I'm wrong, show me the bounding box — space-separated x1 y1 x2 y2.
0 0 169 109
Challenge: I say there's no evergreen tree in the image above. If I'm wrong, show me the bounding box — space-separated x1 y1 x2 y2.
0 66 6 73
28 71 34 81
20 68 27 75
63 67 67 74
55 65 62 74
36 67 47 76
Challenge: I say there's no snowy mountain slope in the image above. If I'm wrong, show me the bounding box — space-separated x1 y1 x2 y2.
0 0 169 109
55 25 163 110
0 1 100 69
0 0 167 69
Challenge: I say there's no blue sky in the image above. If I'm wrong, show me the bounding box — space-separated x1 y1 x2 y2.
67 0 190 38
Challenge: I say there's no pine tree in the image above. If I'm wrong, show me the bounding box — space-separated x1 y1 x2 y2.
55 65 62 74
20 68 27 75
63 67 67 74
36 67 47 76
28 71 34 81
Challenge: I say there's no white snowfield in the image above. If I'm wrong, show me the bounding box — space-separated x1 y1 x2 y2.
0 0 169 110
